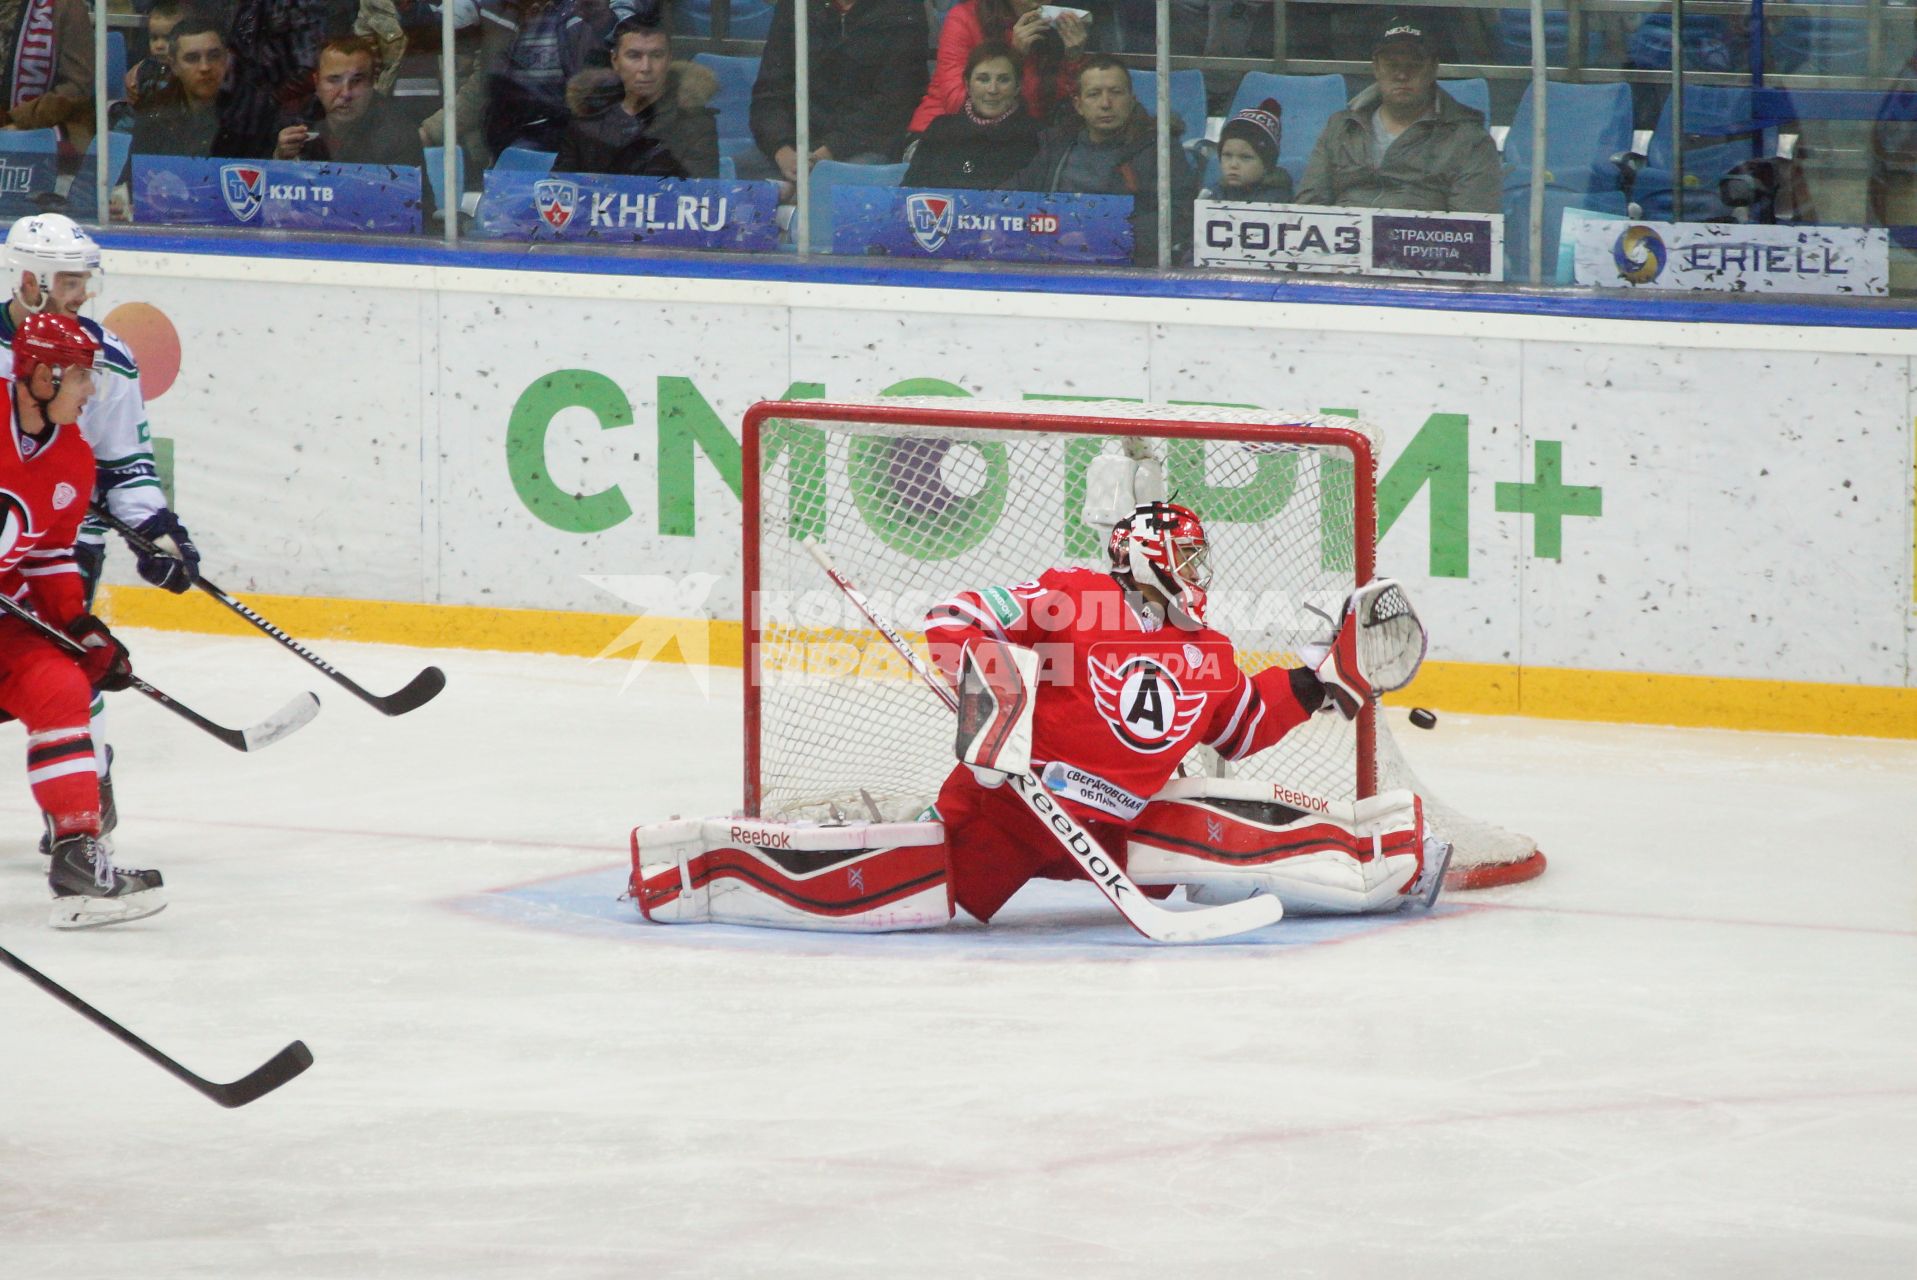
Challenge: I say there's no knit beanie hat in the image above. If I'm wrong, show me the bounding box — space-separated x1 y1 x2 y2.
1219 99 1282 169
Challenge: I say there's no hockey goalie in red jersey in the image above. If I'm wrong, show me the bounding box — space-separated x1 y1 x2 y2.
632 499 1447 935
0 312 164 929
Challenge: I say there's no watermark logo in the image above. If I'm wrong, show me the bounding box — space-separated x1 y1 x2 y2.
585 572 722 695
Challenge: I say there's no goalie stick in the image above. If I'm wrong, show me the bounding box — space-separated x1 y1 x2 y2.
804 541 1284 944
92 506 446 717
0 943 314 1107
0 591 319 752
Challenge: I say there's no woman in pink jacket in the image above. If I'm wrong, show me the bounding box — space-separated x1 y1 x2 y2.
907 0 1088 134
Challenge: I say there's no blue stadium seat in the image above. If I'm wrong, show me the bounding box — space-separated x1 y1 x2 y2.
1769 0 1869 76
1626 14 1735 74
1128 68 1206 151
694 53 761 167
1502 81 1633 276
1630 87 1765 222
106 31 128 100
1440 78 1490 123
1220 72 1347 189
62 131 133 223
674 0 776 41
1494 11 1606 65
494 147 557 173
804 159 907 253
0 129 60 216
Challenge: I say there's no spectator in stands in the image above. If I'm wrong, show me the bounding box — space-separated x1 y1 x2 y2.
556 11 718 177
904 43 1038 189
274 36 425 166
748 0 928 181
419 0 615 162
1200 98 1292 203
126 2 184 108
131 14 280 159
0 0 94 152
908 0 1086 136
196 0 333 111
1004 53 1196 264
1296 17 1498 214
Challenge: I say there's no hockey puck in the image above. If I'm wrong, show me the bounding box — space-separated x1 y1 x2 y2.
1408 708 1438 730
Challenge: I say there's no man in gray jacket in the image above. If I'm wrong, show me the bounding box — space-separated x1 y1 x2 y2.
1297 17 1499 214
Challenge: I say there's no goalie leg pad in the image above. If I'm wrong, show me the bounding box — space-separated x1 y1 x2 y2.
630 818 953 932
1126 785 1427 915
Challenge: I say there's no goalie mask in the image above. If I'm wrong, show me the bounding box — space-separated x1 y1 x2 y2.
1108 501 1211 626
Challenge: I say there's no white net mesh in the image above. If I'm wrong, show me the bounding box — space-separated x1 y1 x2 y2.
746 399 1539 881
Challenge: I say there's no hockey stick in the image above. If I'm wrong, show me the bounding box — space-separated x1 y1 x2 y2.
0 943 313 1107
91 505 445 716
804 542 1283 943
0 591 319 752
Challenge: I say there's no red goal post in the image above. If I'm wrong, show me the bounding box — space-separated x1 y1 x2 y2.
739 398 1544 891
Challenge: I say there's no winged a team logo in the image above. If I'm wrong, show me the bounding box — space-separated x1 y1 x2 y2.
1087 653 1207 754
534 179 580 232
0 490 33 570
905 192 955 253
219 164 265 223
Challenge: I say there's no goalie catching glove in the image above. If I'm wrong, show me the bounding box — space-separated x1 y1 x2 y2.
1299 578 1427 720
954 637 1038 787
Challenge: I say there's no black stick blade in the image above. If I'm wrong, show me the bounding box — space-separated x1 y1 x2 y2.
207 1040 314 1108
371 666 446 716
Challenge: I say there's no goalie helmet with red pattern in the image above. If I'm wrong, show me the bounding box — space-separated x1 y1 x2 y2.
1108 501 1211 626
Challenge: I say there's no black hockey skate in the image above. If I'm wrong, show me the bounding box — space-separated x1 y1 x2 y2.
38 746 115 858
47 831 164 929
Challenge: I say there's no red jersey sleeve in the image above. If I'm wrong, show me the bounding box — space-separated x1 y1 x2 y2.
1202 663 1321 761
922 573 1060 686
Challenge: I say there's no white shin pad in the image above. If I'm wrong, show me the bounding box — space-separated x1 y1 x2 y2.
1126 778 1429 915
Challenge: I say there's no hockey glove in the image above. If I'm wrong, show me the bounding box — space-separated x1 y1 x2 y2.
131 510 200 594
65 615 133 693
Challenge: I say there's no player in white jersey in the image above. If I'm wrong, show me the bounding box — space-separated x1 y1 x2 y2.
1 214 202 852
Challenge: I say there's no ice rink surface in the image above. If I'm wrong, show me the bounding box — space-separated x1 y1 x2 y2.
2 629 1914 1279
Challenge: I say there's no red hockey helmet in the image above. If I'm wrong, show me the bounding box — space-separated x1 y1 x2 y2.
13 310 99 384
1108 501 1211 625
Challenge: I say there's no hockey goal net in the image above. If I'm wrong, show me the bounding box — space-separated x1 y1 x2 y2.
742 399 1543 890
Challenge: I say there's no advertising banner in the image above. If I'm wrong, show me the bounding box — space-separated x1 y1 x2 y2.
474 171 779 249
832 189 1133 264
1571 216 1889 295
1193 201 1503 280
130 156 423 233
0 129 60 218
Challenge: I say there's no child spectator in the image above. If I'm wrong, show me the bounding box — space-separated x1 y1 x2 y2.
903 42 1038 189
131 14 280 158
126 2 185 108
908 0 1086 135
1202 98 1292 203
748 0 928 180
556 12 719 178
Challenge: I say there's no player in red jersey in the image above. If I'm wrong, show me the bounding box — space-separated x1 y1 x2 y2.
633 500 1440 933
919 500 1371 922
0 312 164 929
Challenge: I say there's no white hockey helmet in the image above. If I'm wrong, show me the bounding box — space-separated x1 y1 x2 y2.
5 213 102 313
